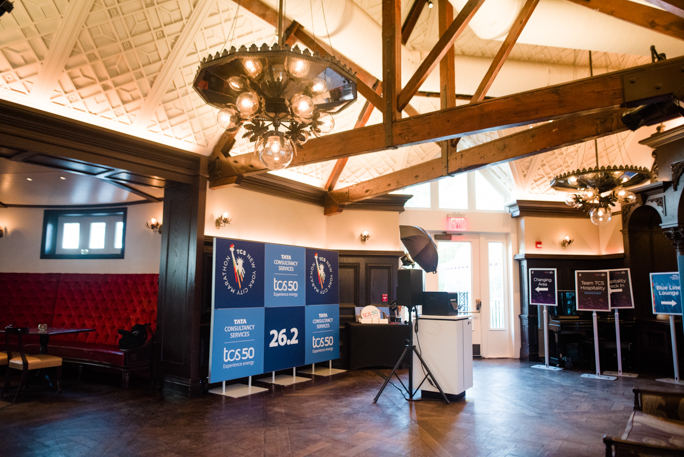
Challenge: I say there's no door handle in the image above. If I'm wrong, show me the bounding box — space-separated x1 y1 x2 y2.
476 299 481 311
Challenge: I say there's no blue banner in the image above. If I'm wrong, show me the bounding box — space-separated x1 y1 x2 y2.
264 244 306 307
214 238 264 308
305 304 340 365
209 307 265 383
263 306 306 372
650 272 682 315
529 268 557 306
305 249 339 305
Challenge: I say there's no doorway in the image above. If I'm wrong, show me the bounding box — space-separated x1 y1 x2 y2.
425 233 513 358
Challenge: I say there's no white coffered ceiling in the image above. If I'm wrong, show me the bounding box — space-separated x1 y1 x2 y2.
0 0 682 205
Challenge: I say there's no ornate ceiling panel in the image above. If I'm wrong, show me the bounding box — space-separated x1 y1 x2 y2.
49 0 201 127
0 0 70 97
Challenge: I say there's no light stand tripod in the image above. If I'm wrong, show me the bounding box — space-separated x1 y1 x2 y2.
373 308 450 404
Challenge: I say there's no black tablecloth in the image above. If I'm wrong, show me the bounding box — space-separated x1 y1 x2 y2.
346 323 412 370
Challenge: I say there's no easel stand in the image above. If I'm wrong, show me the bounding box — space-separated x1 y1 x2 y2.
208 376 269 398
258 368 311 386
581 312 617 381
299 360 346 377
532 305 563 371
656 315 684 385
604 309 638 378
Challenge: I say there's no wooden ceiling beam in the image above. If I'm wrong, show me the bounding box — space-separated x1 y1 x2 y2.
383 0 402 148
439 0 458 169
397 0 485 111
471 0 539 103
213 55 684 179
325 88 379 191
447 108 628 173
402 0 427 45
644 0 684 19
565 0 684 41
329 108 628 205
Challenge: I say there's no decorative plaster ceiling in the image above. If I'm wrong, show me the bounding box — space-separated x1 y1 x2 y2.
0 0 678 205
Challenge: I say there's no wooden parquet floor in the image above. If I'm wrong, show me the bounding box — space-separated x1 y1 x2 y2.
1 359 682 457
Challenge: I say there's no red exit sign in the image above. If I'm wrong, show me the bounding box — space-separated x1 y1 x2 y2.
382 294 388 302
446 215 467 231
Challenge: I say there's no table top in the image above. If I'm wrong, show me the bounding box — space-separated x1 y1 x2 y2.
0 327 94 336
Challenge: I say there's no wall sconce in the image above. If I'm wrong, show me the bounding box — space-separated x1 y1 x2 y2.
360 230 371 244
0 228 3 238
146 218 162 234
560 235 574 249
215 212 232 229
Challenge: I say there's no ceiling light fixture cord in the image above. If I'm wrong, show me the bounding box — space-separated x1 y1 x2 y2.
224 0 242 51
310 0 316 48
320 0 335 57
278 0 284 46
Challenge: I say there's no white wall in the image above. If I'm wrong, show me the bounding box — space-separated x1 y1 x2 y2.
205 185 403 251
519 215 624 256
0 203 163 274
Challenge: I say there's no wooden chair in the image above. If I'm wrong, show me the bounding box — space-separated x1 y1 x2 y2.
2 326 62 403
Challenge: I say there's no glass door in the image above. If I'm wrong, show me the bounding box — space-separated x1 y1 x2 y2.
426 236 482 352
428 234 513 358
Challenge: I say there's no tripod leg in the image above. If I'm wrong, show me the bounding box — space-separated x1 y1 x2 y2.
412 346 450 405
374 346 410 403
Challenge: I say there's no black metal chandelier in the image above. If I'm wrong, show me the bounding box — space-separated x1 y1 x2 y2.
192 2 357 170
551 151 651 226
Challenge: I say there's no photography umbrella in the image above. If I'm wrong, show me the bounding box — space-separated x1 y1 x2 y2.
399 225 438 273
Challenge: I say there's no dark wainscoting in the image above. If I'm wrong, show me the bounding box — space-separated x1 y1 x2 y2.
515 254 625 361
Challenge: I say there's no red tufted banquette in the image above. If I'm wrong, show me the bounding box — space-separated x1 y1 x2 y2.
0 273 158 387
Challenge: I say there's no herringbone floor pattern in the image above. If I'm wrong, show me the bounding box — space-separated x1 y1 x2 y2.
1 359 681 456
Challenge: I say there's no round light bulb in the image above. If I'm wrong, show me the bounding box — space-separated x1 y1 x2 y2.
222 212 229 220
236 92 259 118
288 58 310 78
589 205 612 226
258 135 294 170
227 76 246 91
311 77 327 94
565 193 580 208
291 93 314 118
316 112 335 134
581 187 598 201
243 59 263 77
567 176 578 185
150 218 157 225
216 104 240 131
623 191 637 204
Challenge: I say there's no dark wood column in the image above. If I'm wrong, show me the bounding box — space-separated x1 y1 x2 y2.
155 176 207 395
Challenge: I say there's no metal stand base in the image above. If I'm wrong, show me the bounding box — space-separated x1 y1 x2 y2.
603 371 638 378
208 384 268 398
656 378 684 385
257 375 311 386
373 340 449 405
581 373 617 381
298 368 345 377
299 361 346 377
531 364 563 371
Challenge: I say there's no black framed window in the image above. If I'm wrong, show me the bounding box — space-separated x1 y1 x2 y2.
41 208 127 259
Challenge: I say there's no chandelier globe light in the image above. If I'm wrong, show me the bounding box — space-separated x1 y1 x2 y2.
192 0 357 171
551 156 651 226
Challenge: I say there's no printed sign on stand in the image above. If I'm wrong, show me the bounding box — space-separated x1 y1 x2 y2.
209 307 265 383
650 272 683 315
263 306 306 372
576 270 610 312
264 244 305 307
214 238 265 308
305 304 340 365
608 269 635 309
529 269 557 306
305 249 339 305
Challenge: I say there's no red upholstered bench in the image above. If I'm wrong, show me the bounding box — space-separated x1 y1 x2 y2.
0 273 158 388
